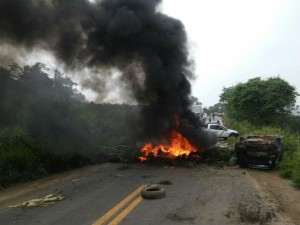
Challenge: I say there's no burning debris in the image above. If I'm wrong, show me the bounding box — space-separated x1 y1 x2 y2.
139 116 200 161
139 130 198 161
0 0 217 160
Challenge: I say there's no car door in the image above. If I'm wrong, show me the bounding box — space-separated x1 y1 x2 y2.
209 124 225 137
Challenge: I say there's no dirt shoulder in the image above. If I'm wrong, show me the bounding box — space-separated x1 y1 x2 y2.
248 169 300 225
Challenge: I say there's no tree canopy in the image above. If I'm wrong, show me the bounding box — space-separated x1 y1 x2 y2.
220 77 299 126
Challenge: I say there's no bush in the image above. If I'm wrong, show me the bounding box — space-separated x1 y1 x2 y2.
293 170 300 189
38 151 91 173
203 147 235 167
0 146 47 186
0 129 91 186
279 168 294 179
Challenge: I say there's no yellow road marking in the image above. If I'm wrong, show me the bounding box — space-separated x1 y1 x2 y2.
92 184 145 225
107 196 143 225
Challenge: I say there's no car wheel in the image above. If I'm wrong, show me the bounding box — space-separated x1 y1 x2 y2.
141 184 166 199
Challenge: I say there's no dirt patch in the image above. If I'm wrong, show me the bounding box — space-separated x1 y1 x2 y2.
248 169 300 225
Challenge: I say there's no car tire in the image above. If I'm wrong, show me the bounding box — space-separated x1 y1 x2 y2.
141 184 166 199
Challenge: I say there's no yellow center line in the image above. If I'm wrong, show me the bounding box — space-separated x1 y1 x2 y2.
92 184 146 225
107 196 143 225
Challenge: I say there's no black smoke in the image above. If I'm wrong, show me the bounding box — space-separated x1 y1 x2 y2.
0 0 216 149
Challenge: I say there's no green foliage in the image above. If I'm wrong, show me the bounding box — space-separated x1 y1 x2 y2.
203 147 235 167
0 63 146 185
190 96 199 104
159 179 173 185
279 151 300 189
0 147 47 185
117 164 132 170
0 129 91 186
280 168 294 179
203 102 225 116
0 129 45 186
293 170 300 189
0 63 143 183
220 77 299 126
285 115 300 133
227 136 238 148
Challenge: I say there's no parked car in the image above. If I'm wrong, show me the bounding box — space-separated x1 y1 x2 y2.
206 123 239 139
235 135 284 169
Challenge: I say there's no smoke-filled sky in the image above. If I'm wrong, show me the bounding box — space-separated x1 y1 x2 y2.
1 0 299 108
0 0 219 148
162 0 300 107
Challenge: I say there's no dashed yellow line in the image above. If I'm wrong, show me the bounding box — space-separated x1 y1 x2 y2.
92 184 145 225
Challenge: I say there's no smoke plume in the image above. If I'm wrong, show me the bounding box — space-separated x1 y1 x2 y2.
0 0 216 149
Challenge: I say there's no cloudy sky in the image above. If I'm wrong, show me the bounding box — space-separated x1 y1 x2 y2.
161 0 300 107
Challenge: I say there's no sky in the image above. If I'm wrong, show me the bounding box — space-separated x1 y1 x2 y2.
5 0 300 108
161 0 300 107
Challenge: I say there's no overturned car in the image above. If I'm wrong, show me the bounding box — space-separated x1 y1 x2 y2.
235 135 284 169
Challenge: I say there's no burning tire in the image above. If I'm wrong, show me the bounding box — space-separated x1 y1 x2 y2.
141 184 165 199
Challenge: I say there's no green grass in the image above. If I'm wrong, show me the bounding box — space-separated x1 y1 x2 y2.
159 179 173 185
1 117 299 188
224 117 300 188
117 164 132 170
0 146 47 186
0 129 90 187
203 146 236 168
0 147 91 187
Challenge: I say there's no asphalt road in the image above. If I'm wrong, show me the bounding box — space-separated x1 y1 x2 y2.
0 163 294 225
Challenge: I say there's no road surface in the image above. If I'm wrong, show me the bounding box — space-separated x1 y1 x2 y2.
0 163 299 225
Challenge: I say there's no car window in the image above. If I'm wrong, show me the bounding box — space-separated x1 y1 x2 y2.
210 125 218 130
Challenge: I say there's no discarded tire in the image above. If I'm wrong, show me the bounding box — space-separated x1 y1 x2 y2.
141 184 165 199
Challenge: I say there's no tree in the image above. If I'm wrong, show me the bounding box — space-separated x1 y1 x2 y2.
203 103 225 116
220 77 299 126
190 96 199 104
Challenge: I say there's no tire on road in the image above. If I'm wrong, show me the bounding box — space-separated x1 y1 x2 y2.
141 184 165 199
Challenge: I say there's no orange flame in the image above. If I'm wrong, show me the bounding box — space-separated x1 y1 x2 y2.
139 130 198 161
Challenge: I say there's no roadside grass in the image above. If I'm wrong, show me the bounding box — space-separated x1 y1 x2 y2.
0 129 90 187
0 146 47 186
117 164 132 170
223 118 300 188
159 179 173 185
0 147 91 187
2 118 299 188
203 146 236 168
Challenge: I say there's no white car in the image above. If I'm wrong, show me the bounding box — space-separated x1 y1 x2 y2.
206 123 239 139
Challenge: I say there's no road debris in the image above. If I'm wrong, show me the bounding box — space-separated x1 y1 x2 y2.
9 193 65 208
235 135 284 169
141 184 166 199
